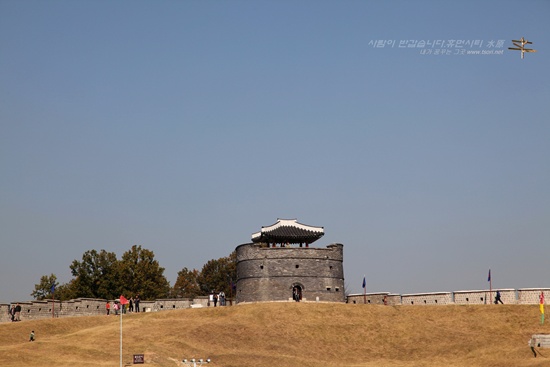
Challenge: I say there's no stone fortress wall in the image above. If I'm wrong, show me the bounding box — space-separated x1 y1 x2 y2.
347 288 550 306
1 288 547 324
235 243 345 303
0 297 211 324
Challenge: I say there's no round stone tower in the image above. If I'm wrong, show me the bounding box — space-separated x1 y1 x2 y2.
235 219 345 303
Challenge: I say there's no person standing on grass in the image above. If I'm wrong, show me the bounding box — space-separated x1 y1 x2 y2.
9 305 15 322
135 295 140 312
494 291 503 304
14 303 21 321
29 331 35 342
106 301 110 315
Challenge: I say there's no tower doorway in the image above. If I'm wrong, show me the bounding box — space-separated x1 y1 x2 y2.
292 285 302 302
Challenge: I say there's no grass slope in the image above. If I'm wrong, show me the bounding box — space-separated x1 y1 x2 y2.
0 303 548 367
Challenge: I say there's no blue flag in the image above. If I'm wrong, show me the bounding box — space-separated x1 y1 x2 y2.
362 276 366 289
487 269 491 282
51 284 55 293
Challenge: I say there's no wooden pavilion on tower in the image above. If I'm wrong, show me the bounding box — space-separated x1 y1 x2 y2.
251 218 324 247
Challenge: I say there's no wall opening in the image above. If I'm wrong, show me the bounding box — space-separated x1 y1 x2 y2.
292 285 302 301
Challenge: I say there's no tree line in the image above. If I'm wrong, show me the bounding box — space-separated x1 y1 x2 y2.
32 245 237 301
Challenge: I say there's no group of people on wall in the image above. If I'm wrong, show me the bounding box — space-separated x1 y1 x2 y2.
105 295 140 315
210 291 226 307
8 303 22 322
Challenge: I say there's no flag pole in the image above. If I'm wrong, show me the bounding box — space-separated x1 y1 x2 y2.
362 275 366 304
120 301 123 367
119 295 129 367
51 284 55 319
488 269 492 305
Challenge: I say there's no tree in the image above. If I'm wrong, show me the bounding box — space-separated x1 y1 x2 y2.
119 245 170 300
54 280 79 301
196 251 237 297
69 249 120 299
172 267 201 298
31 274 58 300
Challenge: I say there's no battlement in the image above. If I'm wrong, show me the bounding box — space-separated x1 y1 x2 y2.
347 288 549 306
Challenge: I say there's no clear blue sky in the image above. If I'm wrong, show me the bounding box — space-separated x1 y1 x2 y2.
1 1 549 303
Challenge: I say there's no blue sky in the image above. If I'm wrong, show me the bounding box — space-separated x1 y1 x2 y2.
1 1 549 303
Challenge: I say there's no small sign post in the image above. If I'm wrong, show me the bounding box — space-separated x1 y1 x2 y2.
133 354 145 364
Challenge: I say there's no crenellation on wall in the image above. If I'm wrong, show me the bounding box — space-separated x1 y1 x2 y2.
347 292 401 305
401 292 453 305
0 297 224 323
453 290 489 304
454 289 516 305
518 288 550 304
347 288 547 306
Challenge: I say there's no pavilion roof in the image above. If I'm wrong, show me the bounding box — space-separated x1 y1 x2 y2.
251 218 324 244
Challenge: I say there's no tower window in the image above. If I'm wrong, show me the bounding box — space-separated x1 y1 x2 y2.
295 265 299 268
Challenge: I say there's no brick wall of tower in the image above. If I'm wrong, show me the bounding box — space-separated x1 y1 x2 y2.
235 243 345 303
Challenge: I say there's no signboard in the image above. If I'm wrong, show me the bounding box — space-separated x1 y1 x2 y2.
133 354 145 364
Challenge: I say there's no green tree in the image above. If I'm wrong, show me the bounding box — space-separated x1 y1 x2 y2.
196 251 237 297
172 267 201 298
31 273 59 300
69 249 121 299
54 280 79 301
119 245 170 300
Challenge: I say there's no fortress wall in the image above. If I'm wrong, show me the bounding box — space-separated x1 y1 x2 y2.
348 288 546 306
1 288 548 323
454 289 516 305
518 289 550 304
347 293 401 305
453 290 489 304
0 298 203 323
401 292 454 305
0 298 107 323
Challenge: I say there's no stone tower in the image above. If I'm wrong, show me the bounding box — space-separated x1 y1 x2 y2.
235 219 345 303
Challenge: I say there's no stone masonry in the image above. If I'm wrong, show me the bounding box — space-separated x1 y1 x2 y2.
236 243 345 303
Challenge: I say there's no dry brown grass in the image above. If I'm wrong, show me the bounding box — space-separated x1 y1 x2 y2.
0 302 549 367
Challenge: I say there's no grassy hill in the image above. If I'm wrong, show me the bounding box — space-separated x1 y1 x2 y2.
0 302 548 367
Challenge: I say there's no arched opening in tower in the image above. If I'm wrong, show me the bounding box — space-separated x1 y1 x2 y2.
292 285 302 302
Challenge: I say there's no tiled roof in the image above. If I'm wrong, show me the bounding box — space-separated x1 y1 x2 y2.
251 218 324 244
